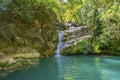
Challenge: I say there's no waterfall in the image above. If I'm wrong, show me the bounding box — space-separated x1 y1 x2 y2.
55 32 64 57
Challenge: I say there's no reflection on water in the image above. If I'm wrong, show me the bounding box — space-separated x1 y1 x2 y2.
0 56 120 80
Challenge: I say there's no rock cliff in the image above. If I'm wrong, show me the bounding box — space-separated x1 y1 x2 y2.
0 6 58 56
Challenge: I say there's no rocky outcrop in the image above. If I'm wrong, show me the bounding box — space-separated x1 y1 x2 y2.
62 26 91 48
59 26 91 55
0 6 58 56
0 51 16 64
0 4 59 72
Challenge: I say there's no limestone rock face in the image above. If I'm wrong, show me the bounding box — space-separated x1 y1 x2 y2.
59 26 91 55
62 26 90 48
0 7 58 56
16 47 39 54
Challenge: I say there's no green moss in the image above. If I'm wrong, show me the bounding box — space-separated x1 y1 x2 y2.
62 38 92 55
0 62 10 68
20 60 28 66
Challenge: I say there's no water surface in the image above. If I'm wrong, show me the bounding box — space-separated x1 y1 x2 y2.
0 56 120 80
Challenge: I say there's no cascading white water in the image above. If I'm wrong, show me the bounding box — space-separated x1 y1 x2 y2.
55 32 64 57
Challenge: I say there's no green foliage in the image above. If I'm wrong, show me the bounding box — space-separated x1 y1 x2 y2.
0 62 10 67
63 39 92 55
0 0 120 55
97 0 120 53
80 41 92 54
20 60 28 65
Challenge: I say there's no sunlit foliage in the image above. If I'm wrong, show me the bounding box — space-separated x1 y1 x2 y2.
0 0 120 54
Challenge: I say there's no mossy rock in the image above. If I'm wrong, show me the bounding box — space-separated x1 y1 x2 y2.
0 6 58 56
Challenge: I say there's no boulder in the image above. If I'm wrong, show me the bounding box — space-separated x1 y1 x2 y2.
0 51 16 63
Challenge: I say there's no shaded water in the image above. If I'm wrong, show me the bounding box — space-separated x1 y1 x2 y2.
0 56 120 80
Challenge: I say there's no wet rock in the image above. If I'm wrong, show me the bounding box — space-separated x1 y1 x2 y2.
0 72 8 79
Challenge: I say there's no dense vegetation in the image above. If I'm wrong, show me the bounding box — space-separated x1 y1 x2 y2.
60 0 120 55
0 0 120 70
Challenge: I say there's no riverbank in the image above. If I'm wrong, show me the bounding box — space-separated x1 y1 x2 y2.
0 48 119 73
62 51 120 56
0 53 41 72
